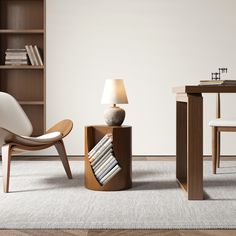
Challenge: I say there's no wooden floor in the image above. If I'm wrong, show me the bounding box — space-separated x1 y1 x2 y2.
0 229 236 236
1 156 236 235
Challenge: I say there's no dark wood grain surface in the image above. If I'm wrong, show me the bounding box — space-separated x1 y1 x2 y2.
173 85 236 94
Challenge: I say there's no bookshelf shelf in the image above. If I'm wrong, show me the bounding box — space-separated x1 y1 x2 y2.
19 101 44 105
0 29 44 34
0 0 46 136
0 65 44 70
84 125 132 191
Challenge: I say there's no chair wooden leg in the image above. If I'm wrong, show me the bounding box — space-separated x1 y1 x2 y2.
55 140 72 179
212 127 217 174
217 131 220 168
2 144 12 193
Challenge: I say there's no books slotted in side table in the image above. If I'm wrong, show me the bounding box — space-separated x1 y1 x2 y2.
88 133 121 185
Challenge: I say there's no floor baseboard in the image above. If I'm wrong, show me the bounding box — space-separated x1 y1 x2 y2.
2 155 235 161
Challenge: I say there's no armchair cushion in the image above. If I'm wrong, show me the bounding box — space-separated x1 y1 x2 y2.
22 132 62 143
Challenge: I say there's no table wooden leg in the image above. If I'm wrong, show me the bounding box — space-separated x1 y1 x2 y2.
176 100 187 192
176 93 203 200
187 94 203 200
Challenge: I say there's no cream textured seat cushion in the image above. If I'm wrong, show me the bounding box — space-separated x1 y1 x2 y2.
22 132 62 143
12 132 62 153
15 131 62 147
209 118 236 127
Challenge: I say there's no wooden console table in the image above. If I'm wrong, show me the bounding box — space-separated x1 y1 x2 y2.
84 125 132 191
173 85 236 200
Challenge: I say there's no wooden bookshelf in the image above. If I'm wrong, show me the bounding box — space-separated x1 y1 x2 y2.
0 0 46 136
0 29 44 34
19 101 44 105
0 65 44 70
84 125 132 191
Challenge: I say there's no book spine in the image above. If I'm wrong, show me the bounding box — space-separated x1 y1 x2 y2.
25 45 34 65
5 49 27 55
95 155 116 176
29 45 38 66
92 149 112 168
94 155 114 176
89 137 111 159
97 159 118 180
5 59 28 62
89 133 112 156
89 138 112 161
91 148 113 170
5 54 27 60
6 49 26 52
5 61 28 65
34 45 43 66
90 143 112 163
95 157 117 178
5 52 27 55
101 165 121 185
88 134 109 156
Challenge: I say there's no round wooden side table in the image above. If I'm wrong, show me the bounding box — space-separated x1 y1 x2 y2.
84 125 132 191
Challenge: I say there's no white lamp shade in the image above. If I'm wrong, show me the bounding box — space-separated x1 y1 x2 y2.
101 79 128 104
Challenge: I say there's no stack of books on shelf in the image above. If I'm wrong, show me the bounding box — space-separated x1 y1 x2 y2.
89 133 121 185
5 49 28 65
25 45 43 66
4 45 43 66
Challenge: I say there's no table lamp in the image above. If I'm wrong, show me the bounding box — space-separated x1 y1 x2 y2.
101 79 128 126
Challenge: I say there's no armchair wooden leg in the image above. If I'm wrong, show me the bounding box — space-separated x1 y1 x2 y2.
212 127 217 174
55 140 72 179
217 131 220 168
2 144 12 193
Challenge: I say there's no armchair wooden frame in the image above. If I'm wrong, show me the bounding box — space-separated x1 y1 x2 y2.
1 119 73 193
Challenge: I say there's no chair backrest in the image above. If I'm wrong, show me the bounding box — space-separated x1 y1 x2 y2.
0 92 33 140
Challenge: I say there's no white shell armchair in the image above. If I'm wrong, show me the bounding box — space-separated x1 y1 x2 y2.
0 92 73 193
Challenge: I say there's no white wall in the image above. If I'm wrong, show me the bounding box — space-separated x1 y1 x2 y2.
46 0 236 155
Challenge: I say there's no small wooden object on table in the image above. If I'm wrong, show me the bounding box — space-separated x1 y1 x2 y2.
84 125 132 191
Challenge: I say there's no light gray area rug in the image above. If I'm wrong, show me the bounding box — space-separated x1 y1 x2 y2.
0 160 236 229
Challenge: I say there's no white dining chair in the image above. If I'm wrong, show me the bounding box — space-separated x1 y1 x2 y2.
209 93 236 174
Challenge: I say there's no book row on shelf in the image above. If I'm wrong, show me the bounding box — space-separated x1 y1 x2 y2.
88 133 121 185
5 45 43 66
